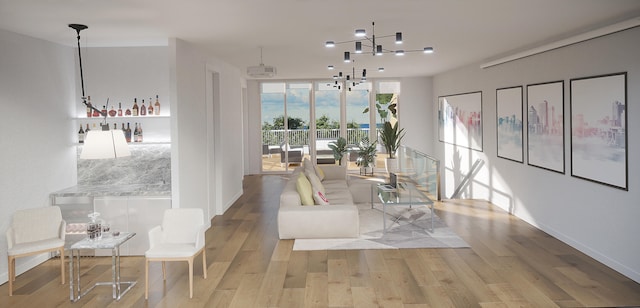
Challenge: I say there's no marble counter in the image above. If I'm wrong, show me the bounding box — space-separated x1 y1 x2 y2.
51 183 171 197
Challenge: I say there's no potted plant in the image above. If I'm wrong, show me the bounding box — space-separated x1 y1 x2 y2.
355 137 377 175
328 137 347 165
379 121 405 173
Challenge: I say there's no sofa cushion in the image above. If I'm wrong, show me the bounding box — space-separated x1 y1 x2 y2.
305 170 325 194
315 165 325 181
296 173 314 206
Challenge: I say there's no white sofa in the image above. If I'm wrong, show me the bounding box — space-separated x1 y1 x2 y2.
278 163 370 239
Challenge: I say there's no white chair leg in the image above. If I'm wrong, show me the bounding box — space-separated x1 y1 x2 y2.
59 248 65 285
145 259 148 299
8 256 13 296
188 258 193 298
202 249 207 279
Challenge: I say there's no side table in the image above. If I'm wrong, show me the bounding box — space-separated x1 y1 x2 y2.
69 232 136 302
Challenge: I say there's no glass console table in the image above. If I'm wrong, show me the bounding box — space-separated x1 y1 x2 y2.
371 182 434 233
69 232 136 302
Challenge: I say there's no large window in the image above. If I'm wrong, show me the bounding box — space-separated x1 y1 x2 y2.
260 80 400 173
261 83 310 172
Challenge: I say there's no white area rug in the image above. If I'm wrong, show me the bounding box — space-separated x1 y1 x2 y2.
293 204 470 250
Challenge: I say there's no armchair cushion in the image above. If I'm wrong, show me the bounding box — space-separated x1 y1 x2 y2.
9 206 65 246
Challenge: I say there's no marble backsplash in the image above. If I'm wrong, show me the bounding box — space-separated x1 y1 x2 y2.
77 144 171 186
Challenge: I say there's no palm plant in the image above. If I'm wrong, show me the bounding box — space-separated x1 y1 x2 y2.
328 137 347 165
379 121 405 159
356 137 377 168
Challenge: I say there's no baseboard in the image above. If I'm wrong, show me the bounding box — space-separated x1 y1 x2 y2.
0 253 51 285
523 217 640 284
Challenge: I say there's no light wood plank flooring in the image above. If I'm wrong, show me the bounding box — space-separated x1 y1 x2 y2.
2 174 640 307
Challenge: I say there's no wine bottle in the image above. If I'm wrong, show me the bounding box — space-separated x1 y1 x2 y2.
125 123 132 142
86 96 92 118
85 123 90 132
140 99 147 116
138 123 143 142
132 98 139 116
109 106 117 117
78 125 85 143
121 123 126 132
147 97 154 115
113 123 117 130
154 95 161 115
117 102 123 117
133 123 139 142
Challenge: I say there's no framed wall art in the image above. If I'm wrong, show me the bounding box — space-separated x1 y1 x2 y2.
526 81 565 173
496 86 524 163
570 72 627 190
438 91 483 151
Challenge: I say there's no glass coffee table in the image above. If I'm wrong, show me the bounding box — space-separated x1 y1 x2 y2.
371 182 434 233
69 232 136 302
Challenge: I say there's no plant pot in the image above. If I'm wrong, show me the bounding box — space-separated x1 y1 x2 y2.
360 166 374 176
385 158 398 174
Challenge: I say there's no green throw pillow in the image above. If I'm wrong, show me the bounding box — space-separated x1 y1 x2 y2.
296 172 314 206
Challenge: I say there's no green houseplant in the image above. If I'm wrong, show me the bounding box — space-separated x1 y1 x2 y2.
379 121 405 173
328 137 347 165
356 137 377 174
379 121 405 159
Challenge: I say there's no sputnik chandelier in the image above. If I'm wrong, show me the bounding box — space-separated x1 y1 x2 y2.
325 21 433 90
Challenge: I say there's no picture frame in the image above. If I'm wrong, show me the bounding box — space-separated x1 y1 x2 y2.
526 81 565 173
496 86 524 163
570 72 627 190
438 91 483 151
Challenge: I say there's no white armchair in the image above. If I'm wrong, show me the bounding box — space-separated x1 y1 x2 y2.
6 206 66 296
145 208 209 299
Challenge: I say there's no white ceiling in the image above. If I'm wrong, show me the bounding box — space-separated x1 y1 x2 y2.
1 0 639 80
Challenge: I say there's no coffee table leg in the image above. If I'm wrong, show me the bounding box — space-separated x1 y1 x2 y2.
69 249 74 301
111 247 117 299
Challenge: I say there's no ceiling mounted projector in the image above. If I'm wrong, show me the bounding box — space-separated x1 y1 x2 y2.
247 64 277 78
247 47 276 78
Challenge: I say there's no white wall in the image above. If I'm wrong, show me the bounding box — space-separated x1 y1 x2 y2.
432 27 640 282
399 77 434 154
169 38 244 219
0 29 76 283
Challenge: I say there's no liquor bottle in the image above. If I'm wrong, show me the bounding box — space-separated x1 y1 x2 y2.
125 123 132 142
147 97 154 115
140 99 147 116
125 106 131 116
101 105 107 117
108 106 117 117
133 123 138 142
113 123 117 130
91 97 100 117
154 95 161 115
117 102 123 117
86 96 92 118
132 98 139 116
78 125 85 143
138 123 143 142
121 123 126 132
85 123 90 132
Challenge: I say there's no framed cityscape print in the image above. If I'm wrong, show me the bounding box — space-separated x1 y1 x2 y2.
438 91 483 151
570 72 627 190
526 81 565 173
496 86 524 163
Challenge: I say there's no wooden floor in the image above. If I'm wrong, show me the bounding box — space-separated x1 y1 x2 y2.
2 174 640 307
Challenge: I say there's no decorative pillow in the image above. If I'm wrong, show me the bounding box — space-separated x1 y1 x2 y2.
305 169 325 194
295 172 314 206
303 157 314 174
313 190 330 205
314 165 325 181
